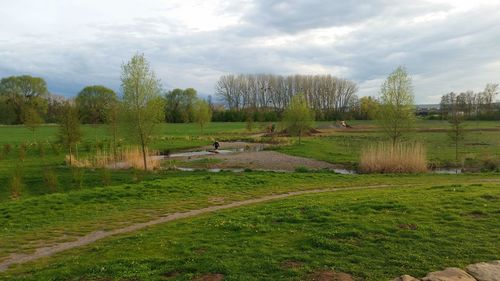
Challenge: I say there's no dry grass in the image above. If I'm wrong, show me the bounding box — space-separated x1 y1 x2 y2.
359 142 428 173
66 146 161 170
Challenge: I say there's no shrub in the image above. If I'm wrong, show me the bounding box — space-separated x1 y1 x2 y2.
9 166 23 199
43 168 58 192
294 166 309 173
360 142 427 173
3 144 12 156
101 168 111 186
50 142 61 155
71 168 85 189
18 144 26 161
38 142 46 158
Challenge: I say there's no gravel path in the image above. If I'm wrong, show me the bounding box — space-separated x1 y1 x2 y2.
0 184 398 272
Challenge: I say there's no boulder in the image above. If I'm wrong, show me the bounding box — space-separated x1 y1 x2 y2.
421 267 476 281
392 275 420 281
466 260 500 281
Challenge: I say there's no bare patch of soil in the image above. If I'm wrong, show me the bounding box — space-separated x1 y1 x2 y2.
468 211 488 219
161 271 181 278
307 270 356 281
212 151 339 171
192 273 224 281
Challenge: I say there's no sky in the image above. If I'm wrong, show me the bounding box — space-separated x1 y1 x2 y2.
1 0 499 104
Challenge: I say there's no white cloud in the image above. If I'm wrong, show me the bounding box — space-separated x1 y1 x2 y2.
0 0 499 103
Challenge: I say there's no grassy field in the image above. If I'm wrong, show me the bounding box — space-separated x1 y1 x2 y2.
0 120 498 280
1 180 498 280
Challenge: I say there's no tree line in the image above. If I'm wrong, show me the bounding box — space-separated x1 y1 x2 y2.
439 84 499 120
215 74 359 120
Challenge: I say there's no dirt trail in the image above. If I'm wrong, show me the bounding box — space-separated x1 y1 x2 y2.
0 184 398 272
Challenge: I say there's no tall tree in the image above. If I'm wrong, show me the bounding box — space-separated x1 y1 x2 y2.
75 85 117 124
193 99 212 133
164 88 197 123
0 75 49 124
121 54 165 171
106 99 121 163
283 93 315 144
378 66 415 145
58 102 82 165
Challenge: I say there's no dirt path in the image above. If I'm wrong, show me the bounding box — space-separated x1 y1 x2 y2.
0 184 399 272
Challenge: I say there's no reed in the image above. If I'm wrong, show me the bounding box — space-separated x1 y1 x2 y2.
360 142 428 173
65 146 161 170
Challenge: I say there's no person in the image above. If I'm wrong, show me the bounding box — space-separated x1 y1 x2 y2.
213 141 220 150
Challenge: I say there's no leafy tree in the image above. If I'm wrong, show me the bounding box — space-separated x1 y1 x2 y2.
0 75 49 124
378 66 415 145
106 99 121 163
44 94 66 123
283 93 315 144
359 96 380 120
193 99 212 133
121 54 165 171
165 88 197 123
58 102 82 165
75 85 117 124
0 96 16 124
22 105 44 140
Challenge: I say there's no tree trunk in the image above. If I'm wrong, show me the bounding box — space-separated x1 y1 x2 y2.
69 145 72 166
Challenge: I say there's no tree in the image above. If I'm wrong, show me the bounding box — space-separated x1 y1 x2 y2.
446 96 466 169
0 75 49 124
0 96 16 124
22 105 43 140
164 88 197 123
283 93 315 144
58 102 82 165
106 99 121 163
378 66 415 145
359 96 380 120
193 99 212 133
75 85 117 124
121 54 165 171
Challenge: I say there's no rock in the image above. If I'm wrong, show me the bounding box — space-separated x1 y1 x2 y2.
392 275 420 281
421 267 477 281
466 260 500 281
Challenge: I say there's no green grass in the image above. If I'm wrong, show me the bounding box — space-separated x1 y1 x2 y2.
2 181 499 280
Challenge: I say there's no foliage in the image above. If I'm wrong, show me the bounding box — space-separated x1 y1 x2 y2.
193 99 212 133
0 75 49 124
75 85 117 124
164 88 197 123
120 53 165 170
282 93 315 143
42 167 58 192
9 166 23 199
378 66 415 145
57 102 82 165
22 105 44 140
358 96 380 120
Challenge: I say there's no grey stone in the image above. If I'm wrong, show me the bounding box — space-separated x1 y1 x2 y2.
466 260 500 281
421 267 477 281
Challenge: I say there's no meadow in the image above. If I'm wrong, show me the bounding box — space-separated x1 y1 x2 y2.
0 120 499 280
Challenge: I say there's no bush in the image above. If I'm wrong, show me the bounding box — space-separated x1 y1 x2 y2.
9 166 23 199
38 142 46 158
101 168 111 186
18 144 26 161
50 142 61 155
71 168 85 189
360 142 428 173
43 168 58 192
294 166 310 173
3 144 12 156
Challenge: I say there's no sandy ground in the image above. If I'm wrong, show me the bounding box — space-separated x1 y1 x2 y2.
210 150 339 171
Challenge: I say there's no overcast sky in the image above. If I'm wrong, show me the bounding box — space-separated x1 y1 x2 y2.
1 0 499 103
